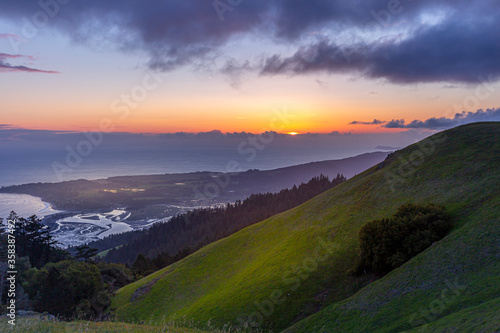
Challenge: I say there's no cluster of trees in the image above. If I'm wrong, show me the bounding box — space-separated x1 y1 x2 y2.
2 213 69 268
355 203 452 275
131 248 194 277
0 174 345 316
102 174 346 266
21 260 133 319
0 213 133 319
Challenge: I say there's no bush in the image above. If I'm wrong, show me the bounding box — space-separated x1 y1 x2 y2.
356 203 452 275
22 260 103 319
97 262 134 292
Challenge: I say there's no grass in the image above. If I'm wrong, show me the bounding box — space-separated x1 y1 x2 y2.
0 317 272 333
96 245 123 258
284 197 500 332
107 122 499 332
404 297 500 333
0 317 201 333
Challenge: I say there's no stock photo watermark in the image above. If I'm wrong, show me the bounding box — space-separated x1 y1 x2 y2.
191 106 295 201
235 235 338 329
51 71 166 181
384 73 496 192
5 217 18 326
384 132 447 192
444 74 496 118
8 0 72 53
406 278 468 332
213 0 244 22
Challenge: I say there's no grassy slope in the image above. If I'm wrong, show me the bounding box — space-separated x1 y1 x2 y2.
0 318 206 333
112 123 500 332
285 198 500 332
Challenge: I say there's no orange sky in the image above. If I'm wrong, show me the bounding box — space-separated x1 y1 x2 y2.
1 1 500 135
3 65 498 134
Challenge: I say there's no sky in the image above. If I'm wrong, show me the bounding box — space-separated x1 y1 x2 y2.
0 0 500 137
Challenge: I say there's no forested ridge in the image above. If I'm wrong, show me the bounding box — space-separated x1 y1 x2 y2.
98 174 346 265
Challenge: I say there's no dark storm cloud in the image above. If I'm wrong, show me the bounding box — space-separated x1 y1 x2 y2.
0 0 268 71
261 15 500 83
384 108 500 129
1 0 499 83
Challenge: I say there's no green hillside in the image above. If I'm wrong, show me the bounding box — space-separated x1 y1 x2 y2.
0 317 206 333
111 122 500 332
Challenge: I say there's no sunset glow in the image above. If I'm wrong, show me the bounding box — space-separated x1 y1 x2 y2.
0 2 498 329
0 1 499 135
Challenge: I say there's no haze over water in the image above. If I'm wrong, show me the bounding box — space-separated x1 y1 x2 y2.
0 144 390 188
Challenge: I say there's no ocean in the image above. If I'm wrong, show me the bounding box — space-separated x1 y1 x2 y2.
0 143 385 246
0 193 62 219
0 145 380 188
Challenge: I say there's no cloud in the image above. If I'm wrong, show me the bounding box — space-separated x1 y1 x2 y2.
260 13 500 83
0 53 58 73
384 108 500 129
219 58 254 88
0 128 431 158
0 52 34 60
350 119 386 125
0 33 22 40
315 79 327 88
0 1 499 83
384 119 407 128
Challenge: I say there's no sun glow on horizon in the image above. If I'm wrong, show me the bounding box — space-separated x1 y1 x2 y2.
287 132 299 136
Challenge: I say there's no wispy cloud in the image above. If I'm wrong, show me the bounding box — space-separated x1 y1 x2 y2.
0 33 22 40
350 119 387 125
384 108 500 129
0 53 34 60
0 53 58 74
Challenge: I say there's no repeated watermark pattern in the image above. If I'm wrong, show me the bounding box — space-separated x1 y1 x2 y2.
444 74 496 118
8 0 72 53
192 106 295 202
236 235 339 329
406 278 468 332
213 0 244 22
384 132 447 192
339 0 410 64
213 0 412 63
51 71 166 181
384 73 496 191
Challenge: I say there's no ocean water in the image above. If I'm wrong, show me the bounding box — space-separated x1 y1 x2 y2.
0 193 62 219
0 145 378 188
0 193 157 247
0 193 177 247
0 143 383 246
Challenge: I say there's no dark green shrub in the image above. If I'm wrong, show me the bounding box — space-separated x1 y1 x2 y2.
356 203 451 275
22 260 103 319
97 262 134 292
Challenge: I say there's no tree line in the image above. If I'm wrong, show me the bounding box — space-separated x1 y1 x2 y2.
0 213 133 319
99 174 346 269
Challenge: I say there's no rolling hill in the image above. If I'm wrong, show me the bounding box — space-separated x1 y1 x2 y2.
111 122 499 332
